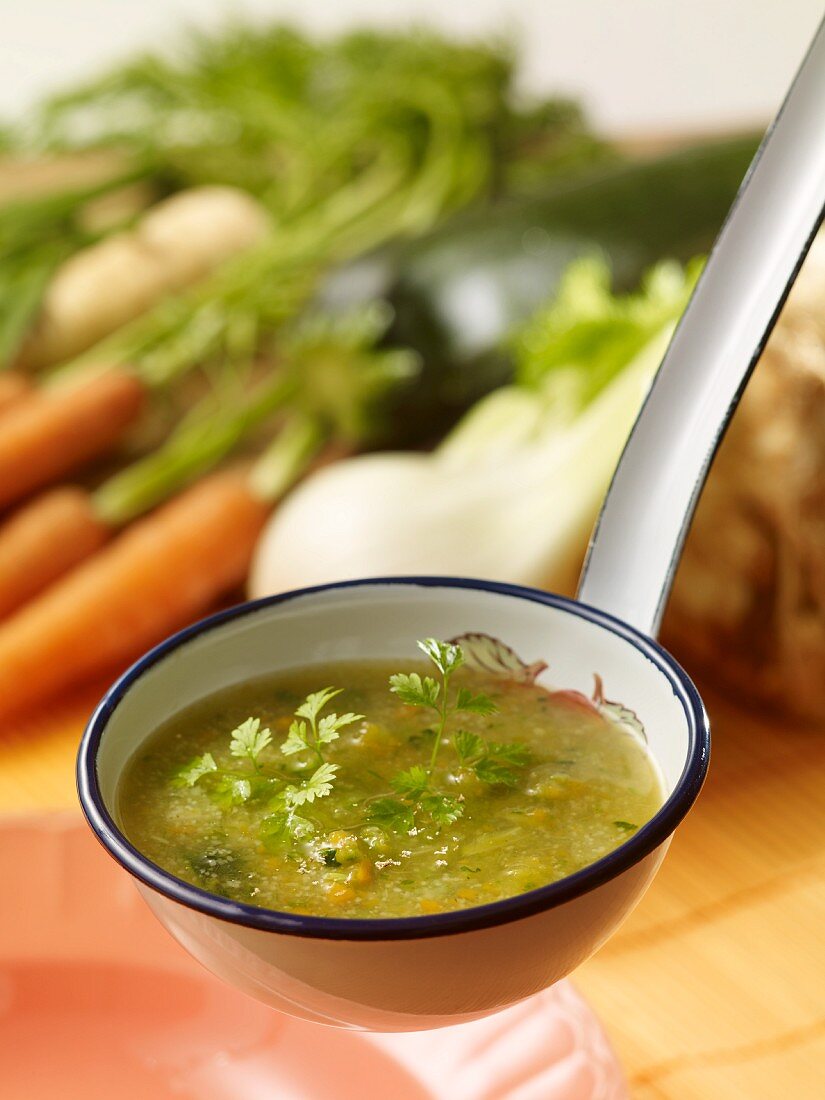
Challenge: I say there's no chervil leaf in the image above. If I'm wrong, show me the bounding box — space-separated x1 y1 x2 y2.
487 741 531 766
317 710 363 745
288 814 316 839
229 717 273 764
285 762 339 807
389 672 440 709
390 765 430 799
209 774 253 808
174 752 217 787
421 793 464 826
367 798 415 831
260 811 289 842
455 687 497 716
417 638 464 676
260 810 315 847
295 687 343 724
454 730 485 765
281 718 309 756
474 757 520 787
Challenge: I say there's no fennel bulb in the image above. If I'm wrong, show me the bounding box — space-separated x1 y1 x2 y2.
250 325 672 596
250 258 694 598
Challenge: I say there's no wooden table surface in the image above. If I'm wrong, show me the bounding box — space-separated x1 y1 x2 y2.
1 673 822 1097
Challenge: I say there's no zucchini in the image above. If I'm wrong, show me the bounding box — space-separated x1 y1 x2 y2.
327 135 759 440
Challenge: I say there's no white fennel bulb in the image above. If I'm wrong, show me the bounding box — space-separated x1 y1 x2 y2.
249 325 672 598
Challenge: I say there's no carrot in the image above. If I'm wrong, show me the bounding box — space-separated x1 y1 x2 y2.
0 424 333 623
0 373 31 417
0 487 110 618
0 467 269 720
0 368 144 511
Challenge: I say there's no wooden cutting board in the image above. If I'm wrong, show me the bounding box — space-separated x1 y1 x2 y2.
1 673 822 1097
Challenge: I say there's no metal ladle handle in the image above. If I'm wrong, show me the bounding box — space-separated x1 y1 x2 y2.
578 18 825 637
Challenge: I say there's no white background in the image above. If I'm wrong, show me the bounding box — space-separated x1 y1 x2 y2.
2 0 823 135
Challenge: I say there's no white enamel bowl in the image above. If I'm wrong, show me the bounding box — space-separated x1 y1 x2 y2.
78 577 709 1032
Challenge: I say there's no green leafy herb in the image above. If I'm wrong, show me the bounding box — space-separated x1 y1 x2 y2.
473 756 522 788
169 685 360 846
209 774 253 809
368 798 416 833
421 793 463 826
455 686 497 716
282 688 362 766
284 762 340 808
389 672 440 710
614 820 637 832
454 731 485 766
229 717 273 768
384 637 498 829
417 638 464 677
175 752 218 787
390 765 430 799
454 729 529 788
168 636 532 883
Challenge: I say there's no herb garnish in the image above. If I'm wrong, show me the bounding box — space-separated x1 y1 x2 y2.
176 688 361 843
371 639 528 832
173 637 528 858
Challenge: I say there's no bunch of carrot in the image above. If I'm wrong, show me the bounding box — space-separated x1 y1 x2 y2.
0 298 406 720
0 464 270 720
0 23 600 721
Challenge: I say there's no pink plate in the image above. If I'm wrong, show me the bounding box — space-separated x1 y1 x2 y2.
1 814 626 1099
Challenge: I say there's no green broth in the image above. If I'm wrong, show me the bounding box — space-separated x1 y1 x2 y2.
118 661 663 918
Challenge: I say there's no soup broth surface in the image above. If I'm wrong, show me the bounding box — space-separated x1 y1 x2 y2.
119 660 663 918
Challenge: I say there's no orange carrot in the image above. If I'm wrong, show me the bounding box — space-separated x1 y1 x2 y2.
0 487 110 618
0 468 269 720
0 373 32 417
0 368 144 511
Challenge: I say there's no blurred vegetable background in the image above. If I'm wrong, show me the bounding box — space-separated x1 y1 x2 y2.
0 18 821 723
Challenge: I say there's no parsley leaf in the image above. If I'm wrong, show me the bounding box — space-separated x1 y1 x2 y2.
455 687 497 716
285 762 339 807
473 756 521 787
317 710 362 745
229 717 273 766
389 672 440 709
174 752 217 787
417 638 464 676
260 810 315 846
421 793 463 826
390 765 430 799
368 798 415 832
487 741 531 766
281 718 310 756
454 731 528 785
283 687 362 766
454 730 485 765
208 774 253 808
456 737 530 787
295 687 343 724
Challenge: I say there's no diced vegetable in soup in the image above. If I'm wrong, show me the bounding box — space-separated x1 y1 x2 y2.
118 637 663 918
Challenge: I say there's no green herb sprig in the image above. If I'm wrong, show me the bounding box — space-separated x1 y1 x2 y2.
173 636 529 856
175 687 361 840
373 638 528 832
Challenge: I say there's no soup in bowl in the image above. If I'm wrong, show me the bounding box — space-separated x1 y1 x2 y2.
78 577 709 1031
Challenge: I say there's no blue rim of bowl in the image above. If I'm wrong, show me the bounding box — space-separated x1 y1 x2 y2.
77 575 710 942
